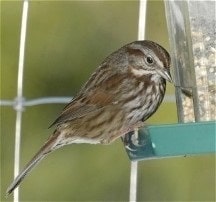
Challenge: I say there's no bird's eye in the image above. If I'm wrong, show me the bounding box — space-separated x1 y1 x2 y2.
145 56 154 65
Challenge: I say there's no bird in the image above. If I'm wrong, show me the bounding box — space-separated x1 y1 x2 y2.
6 40 172 195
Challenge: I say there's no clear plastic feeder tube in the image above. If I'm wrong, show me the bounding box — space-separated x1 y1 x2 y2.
165 1 216 122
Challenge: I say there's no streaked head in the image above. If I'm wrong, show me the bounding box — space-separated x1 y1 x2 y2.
126 40 172 83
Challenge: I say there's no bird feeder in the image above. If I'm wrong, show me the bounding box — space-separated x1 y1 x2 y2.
124 0 216 160
165 0 216 123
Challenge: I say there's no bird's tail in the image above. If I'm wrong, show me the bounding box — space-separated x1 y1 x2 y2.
6 131 61 196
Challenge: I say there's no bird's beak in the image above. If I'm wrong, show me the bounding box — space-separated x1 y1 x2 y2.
157 68 173 83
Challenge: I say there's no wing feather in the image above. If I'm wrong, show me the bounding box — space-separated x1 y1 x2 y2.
49 89 114 127
50 71 126 127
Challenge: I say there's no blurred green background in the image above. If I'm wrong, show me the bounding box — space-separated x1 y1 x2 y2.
1 0 215 201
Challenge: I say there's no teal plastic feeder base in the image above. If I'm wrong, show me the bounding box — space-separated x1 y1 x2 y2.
123 121 216 161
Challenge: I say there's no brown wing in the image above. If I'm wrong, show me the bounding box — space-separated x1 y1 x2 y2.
49 70 127 127
49 88 114 127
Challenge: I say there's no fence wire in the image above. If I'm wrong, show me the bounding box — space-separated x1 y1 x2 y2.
129 1 147 201
12 0 29 201
1 1 175 202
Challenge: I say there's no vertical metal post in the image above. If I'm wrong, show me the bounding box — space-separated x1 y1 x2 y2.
13 0 29 201
129 2 147 201
138 0 147 40
129 161 138 202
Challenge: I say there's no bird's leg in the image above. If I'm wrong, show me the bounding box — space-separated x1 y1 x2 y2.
121 121 146 151
101 121 145 145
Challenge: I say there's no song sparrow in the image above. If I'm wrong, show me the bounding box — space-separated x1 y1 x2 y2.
6 40 172 195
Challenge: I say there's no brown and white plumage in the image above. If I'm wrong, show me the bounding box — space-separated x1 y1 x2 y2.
6 40 172 195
